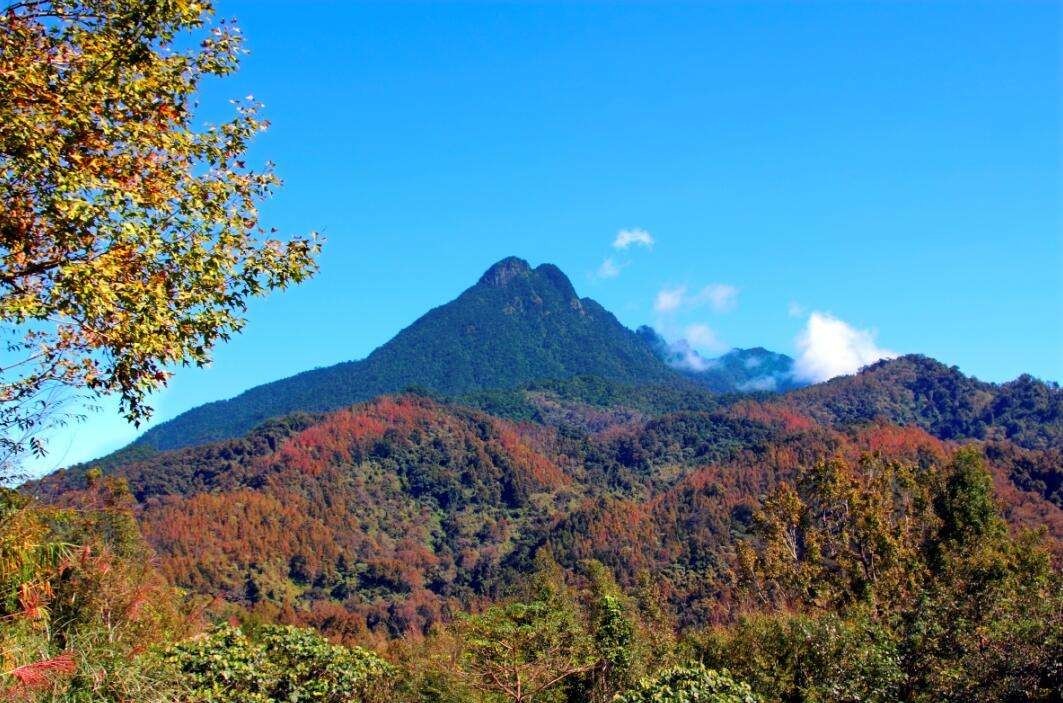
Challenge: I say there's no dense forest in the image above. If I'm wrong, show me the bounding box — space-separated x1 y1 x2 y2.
20 357 1063 701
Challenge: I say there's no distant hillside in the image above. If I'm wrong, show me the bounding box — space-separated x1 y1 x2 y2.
779 354 1063 450
36 386 1063 639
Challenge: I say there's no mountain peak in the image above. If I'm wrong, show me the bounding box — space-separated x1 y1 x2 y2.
532 262 578 298
477 257 579 301
478 256 532 287
89 259 802 456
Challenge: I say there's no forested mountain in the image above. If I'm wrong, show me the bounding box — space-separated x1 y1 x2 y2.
21 253 1063 695
7 1 1058 699
107 257 797 454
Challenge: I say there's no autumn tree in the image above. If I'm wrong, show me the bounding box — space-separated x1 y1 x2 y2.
0 484 190 701
726 447 1063 702
0 0 319 477
735 454 937 614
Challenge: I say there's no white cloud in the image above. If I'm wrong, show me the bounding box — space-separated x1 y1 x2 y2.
653 326 730 372
613 228 654 250
653 282 739 314
654 285 686 313
684 323 728 354
669 339 711 372
793 312 896 383
787 301 805 318
596 257 622 279
692 283 739 313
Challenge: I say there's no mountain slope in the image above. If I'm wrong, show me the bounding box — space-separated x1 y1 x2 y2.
130 257 684 451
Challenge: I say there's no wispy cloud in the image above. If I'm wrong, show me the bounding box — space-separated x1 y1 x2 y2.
595 257 622 279
692 283 739 313
654 285 686 313
787 301 805 318
793 312 896 383
652 283 739 314
684 323 727 354
613 228 654 250
668 339 711 371
738 376 778 392
650 323 728 372
593 228 652 280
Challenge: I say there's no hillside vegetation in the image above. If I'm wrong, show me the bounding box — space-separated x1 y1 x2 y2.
35 360 1063 638
21 360 1063 701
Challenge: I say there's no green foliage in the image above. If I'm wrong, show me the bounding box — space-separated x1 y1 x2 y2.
165 625 269 702
785 355 1062 451
613 663 760 703
578 560 641 701
164 623 396 703
590 596 634 679
728 447 1063 702
694 613 902 703
901 511 1062 701
934 446 1005 546
462 374 721 424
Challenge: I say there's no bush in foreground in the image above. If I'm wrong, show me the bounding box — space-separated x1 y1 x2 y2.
165 623 395 703
614 663 760 703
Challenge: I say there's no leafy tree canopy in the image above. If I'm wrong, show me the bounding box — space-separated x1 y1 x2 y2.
0 0 319 476
164 623 396 703
613 663 760 703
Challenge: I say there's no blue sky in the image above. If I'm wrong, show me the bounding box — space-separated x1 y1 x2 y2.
29 0 1063 474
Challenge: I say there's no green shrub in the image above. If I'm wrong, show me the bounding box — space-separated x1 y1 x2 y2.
693 613 902 703
165 623 395 703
